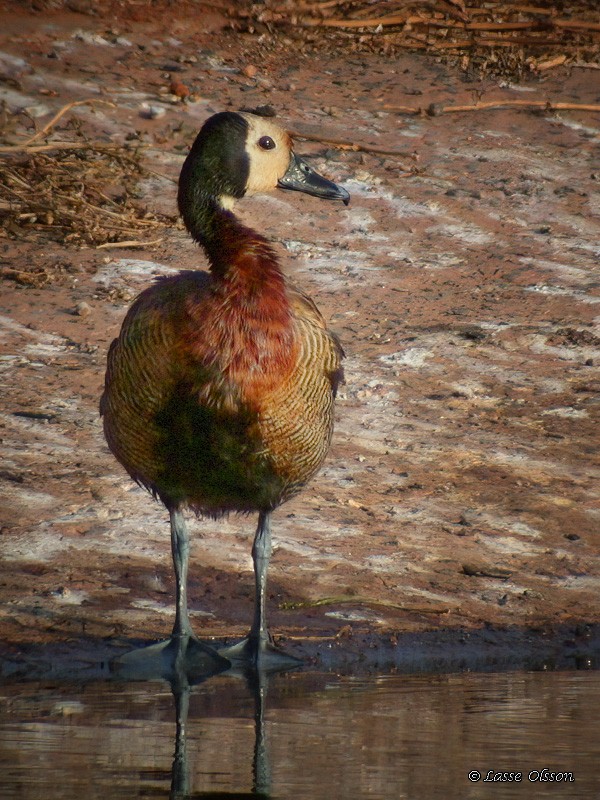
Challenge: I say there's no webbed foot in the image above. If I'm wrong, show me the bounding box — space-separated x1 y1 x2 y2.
219 634 302 672
112 635 230 681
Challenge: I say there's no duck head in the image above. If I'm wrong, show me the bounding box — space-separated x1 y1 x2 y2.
178 110 350 215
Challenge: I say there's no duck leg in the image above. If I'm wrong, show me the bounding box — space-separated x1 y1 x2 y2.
168 508 231 666
220 511 301 669
170 508 194 639
252 510 272 648
111 510 229 679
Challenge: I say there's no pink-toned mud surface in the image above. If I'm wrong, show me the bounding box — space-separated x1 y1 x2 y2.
1 4 598 676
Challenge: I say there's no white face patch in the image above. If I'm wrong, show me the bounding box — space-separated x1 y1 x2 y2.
240 113 293 196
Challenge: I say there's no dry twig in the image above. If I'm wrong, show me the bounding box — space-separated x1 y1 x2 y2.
96 238 165 249
290 127 413 158
19 99 116 147
383 99 600 114
281 595 454 614
0 141 125 154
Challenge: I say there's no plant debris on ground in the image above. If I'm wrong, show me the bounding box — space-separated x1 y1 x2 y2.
0 1 598 250
0 97 176 250
0 145 174 248
234 0 600 78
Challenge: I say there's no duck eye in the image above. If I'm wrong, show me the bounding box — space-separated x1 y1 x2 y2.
258 136 276 150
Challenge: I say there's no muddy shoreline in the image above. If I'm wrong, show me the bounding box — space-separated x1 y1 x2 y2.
2 622 598 682
1 5 599 680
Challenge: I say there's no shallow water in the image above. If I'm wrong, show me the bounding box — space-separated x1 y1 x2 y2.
0 669 598 799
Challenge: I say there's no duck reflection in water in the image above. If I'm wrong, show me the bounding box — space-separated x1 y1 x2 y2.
110 645 277 799
168 667 273 800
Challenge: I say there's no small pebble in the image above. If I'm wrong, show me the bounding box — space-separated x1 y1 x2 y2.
169 79 190 100
427 102 444 117
140 103 166 119
72 30 112 47
51 701 85 717
23 103 52 119
75 301 91 318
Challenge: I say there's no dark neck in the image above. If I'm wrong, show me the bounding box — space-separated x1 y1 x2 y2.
179 193 296 385
181 195 293 341
181 195 275 276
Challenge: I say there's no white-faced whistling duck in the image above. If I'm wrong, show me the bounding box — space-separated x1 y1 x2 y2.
101 110 349 671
